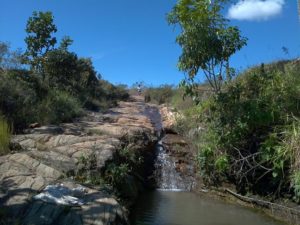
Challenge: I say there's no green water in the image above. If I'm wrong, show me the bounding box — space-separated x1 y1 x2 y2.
132 190 284 225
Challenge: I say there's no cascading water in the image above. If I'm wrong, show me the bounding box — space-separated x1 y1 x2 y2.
132 103 284 225
144 104 195 191
154 140 189 190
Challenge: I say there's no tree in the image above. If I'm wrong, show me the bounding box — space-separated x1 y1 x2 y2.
59 36 73 51
168 0 247 95
0 42 23 70
24 11 57 74
43 49 99 98
43 49 78 91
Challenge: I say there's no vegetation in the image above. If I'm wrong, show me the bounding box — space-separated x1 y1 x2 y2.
168 0 247 94
166 0 300 204
0 11 129 134
144 85 175 104
174 60 300 201
75 143 143 196
0 115 11 155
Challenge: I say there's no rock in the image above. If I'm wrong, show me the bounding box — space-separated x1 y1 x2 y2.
159 106 182 134
118 175 139 200
0 97 158 224
29 123 41 129
28 125 64 135
22 181 128 225
160 133 196 190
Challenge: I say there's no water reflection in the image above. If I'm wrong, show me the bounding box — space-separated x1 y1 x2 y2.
132 190 283 225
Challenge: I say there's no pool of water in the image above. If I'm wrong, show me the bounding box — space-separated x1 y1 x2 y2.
131 190 284 225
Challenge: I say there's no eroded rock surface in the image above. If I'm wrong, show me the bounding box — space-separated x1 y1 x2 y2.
159 105 181 134
0 98 157 225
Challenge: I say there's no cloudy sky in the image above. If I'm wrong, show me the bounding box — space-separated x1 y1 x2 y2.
228 0 285 21
0 0 299 86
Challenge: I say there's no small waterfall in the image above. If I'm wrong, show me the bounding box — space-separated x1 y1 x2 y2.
144 104 194 191
154 140 187 191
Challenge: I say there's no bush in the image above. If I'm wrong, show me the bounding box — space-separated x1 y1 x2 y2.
292 171 300 202
144 85 175 105
0 70 40 130
0 115 11 155
37 90 83 124
0 14 130 133
182 60 300 197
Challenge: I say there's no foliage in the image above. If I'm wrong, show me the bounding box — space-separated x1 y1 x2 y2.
168 0 247 94
75 143 142 192
24 11 57 72
0 70 40 130
282 119 300 201
0 115 11 155
215 154 229 173
43 49 79 91
292 171 300 202
0 11 129 131
75 152 106 185
37 90 83 124
59 36 73 51
105 163 130 188
177 60 300 198
104 145 142 191
0 42 23 70
144 85 175 105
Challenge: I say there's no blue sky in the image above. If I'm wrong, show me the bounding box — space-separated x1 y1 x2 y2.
0 0 299 86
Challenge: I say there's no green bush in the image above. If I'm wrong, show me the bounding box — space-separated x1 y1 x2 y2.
0 13 130 133
105 163 130 187
0 115 11 155
144 85 175 105
292 171 300 202
185 60 300 197
0 70 40 130
37 90 83 124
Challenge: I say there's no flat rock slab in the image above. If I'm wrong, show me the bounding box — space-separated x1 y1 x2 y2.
0 99 157 224
22 181 128 225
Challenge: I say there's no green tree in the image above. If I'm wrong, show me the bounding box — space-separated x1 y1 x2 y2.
59 36 73 51
168 0 247 95
43 49 79 91
43 49 98 98
24 11 57 74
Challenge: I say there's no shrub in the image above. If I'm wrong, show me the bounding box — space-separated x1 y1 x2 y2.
37 90 83 124
0 70 40 130
105 163 130 188
0 115 11 155
181 60 300 197
144 85 175 105
292 171 300 202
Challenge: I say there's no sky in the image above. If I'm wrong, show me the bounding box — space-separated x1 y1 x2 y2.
0 0 299 86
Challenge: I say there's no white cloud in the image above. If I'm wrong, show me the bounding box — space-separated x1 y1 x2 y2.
227 0 285 21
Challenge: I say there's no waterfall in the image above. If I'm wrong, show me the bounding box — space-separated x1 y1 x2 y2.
144 104 195 191
154 140 188 191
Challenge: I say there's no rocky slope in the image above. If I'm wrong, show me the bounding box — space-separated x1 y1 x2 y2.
0 96 159 225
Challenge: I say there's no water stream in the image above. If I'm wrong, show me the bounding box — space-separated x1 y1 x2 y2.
154 140 191 191
132 104 284 225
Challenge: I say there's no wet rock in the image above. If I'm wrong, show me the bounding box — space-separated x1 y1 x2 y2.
159 134 196 190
